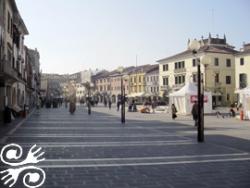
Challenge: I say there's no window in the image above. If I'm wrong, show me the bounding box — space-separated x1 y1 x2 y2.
182 61 185 68
226 76 231 84
215 73 219 83
227 94 230 101
193 74 197 82
192 59 196 67
239 73 247 88
175 61 185 69
226 59 231 67
218 96 222 102
214 58 219 66
139 76 141 83
163 77 168 86
175 62 178 69
7 12 11 34
175 77 178 84
163 64 168 71
240 58 244 65
175 75 185 85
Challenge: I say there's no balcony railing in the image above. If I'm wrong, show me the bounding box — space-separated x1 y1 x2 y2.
174 68 186 73
172 83 185 89
160 85 169 91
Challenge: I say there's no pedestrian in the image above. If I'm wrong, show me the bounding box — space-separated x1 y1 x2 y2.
108 99 112 109
171 103 177 120
104 98 107 107
151 100 157 113
191 101 198 126
117 100 120 111
69 95 76 114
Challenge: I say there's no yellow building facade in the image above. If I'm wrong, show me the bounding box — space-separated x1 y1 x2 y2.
128 65 152 96
158 35 237 106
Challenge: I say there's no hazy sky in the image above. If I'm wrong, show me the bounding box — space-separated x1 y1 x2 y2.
16 0 250 74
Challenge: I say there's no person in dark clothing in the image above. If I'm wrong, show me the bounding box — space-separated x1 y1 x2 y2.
229 108 236 117
191 101 199 126
117 100 120 111
108 100 112 109
171 104 177 120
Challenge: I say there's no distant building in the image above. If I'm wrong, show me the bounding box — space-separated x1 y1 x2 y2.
26 48 41 108
158 34 238 106
145 64 159 99
128 64 152 98
108 66 134 102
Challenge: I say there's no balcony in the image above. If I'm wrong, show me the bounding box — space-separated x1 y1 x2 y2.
160 85 169 91
174 68 186 74
0 61 19 83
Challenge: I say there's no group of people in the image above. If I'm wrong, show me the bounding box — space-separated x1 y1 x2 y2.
171 102 199 127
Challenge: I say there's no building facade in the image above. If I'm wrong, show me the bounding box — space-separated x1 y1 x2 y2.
235 43 250 90
0 0 29 123
108 67 133 103
158 34 237 106
128 65 152 97
145 65 159 98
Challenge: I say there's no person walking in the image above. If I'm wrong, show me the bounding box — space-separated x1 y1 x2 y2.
191 101 198 126
151 100 157 113
69 96 76 114
108 99 112 110
171 103 177 120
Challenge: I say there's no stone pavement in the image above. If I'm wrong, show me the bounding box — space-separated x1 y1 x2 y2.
0 105 250 188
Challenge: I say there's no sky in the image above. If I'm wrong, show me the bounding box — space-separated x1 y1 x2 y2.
15 0 250 74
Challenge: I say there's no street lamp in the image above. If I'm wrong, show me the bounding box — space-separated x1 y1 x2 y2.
189 39 204 142
117 67 126 123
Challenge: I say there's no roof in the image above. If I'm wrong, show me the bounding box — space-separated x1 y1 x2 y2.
145 64 159 74
236 43 250 56
128 64 153 74
157 45 238 63
157 36 238 63
10 0 29 35
91 70 109 80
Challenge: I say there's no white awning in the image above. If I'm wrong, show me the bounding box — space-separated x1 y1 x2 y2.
127 92 145 97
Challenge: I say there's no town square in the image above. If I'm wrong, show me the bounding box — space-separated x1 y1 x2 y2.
0 0 250 188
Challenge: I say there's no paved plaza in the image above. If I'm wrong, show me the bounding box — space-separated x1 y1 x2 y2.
0 105 250 188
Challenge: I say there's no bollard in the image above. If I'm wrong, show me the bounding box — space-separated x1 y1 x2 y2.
240 110 244 120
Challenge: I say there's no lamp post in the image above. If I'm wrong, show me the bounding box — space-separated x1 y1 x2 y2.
121 76 125 123
189 39 204 142
118 67 126 123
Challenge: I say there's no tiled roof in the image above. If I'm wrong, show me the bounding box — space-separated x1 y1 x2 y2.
236 49 250 56
145 64 159 74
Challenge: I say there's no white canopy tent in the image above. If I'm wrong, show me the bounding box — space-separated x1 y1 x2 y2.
235 86 250 120
169 82 213 115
